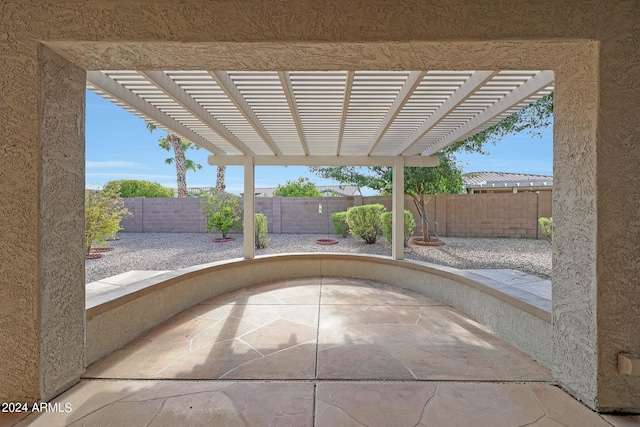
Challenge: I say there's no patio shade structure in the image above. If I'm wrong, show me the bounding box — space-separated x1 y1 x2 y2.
87 69 554 259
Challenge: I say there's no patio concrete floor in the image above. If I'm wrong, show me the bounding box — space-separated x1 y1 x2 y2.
6 277 636 426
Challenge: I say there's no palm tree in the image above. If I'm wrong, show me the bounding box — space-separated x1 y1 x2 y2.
215 165 226 193
146 124 202 198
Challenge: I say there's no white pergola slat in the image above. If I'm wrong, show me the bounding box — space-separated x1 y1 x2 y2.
87 69 553 161
87 68 554 260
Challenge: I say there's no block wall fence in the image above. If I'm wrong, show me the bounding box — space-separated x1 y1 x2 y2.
120 192 552 239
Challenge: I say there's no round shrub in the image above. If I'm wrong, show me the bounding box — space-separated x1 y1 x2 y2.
346 204 385 244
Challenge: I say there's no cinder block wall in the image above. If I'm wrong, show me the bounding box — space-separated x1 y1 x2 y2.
119 193 552 239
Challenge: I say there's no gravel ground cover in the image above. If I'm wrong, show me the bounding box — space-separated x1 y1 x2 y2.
86 233 551 284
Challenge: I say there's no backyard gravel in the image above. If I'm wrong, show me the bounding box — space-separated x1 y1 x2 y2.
86 233 551 284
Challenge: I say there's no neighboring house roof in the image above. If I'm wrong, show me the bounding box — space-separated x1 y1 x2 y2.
254 185 361 197
463 172 553 189
186 185 361 197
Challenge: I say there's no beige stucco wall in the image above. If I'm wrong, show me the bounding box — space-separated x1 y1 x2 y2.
0 0 638 411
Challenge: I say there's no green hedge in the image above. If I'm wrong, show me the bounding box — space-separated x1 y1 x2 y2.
346 204 385 244
103 180 174 198
381 210 416 247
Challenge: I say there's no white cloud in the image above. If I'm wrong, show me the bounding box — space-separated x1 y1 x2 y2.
86 172 175 180
86 160 142 168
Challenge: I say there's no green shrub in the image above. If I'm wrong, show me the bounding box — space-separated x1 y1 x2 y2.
331 211 349 237
200 190 242 238
104 180 174 198
381 210 416 247
346 204 385 244
538 217 553 241
255 213 268 249
85 185 131 255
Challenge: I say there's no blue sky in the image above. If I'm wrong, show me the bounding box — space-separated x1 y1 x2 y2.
86 91 553 195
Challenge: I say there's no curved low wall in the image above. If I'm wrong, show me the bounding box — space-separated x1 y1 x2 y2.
86 254 552 369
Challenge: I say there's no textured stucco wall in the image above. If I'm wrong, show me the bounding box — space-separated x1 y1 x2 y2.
0 0 638 411
0 45 85 402
38 47 86 401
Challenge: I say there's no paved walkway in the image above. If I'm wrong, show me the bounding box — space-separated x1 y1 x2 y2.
6 278 635 426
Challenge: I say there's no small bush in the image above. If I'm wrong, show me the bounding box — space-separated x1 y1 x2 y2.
85 185 131 255
200 191 242 238
538 217 553 241
331 211 349 237
381 210 417 247
346 204 385 244
255 213 268 249
104 180 174 198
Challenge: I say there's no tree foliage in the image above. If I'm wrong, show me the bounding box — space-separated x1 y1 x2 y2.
85 185 131 255
444 93 553 155
273 177 323 197
103 179 174 198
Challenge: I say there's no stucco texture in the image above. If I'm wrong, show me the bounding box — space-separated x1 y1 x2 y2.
0 0 638 411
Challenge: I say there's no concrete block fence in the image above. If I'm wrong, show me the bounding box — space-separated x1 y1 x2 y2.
120 192 552 239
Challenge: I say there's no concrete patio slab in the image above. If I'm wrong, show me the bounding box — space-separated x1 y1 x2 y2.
6 276 627 426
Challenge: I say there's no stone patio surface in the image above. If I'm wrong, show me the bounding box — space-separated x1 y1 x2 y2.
4 277 636 426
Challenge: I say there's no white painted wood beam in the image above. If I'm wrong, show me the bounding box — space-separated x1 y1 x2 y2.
421 70 555 156
210 71 282 156
367 71 426 155
87 71 226 155
243 156 255 260
278 71 310 156
208 155 440 167
393 70 497 156
139 70 253 155
392 156 405 260
336 71 355 156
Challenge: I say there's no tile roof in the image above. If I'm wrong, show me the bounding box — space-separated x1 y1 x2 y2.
463 171 553 188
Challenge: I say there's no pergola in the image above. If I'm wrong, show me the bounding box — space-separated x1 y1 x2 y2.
87 69 553 259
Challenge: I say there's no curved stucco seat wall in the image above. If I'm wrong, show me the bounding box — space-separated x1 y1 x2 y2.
86 254 552 369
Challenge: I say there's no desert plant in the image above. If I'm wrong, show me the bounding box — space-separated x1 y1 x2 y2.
255 213 268 249
103 179 174 198
539 217 553 241
200 190 242 238
85 185 131 255
346 204 385 244
381 210 417 247
331 211 349 237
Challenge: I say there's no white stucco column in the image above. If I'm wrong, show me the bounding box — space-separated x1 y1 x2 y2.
243 156 255 259
392 156 405 260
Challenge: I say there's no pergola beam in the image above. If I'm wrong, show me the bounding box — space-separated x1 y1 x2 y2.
208 155 439 167
421 70 555 155
336 71 355 156
367 71 426 155
210 71 282 156
139 70 253 155
278 71 310 155
393 70 497 155
87 71 226 155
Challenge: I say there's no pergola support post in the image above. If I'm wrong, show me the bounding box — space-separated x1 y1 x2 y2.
392 156 405 260
243 156 255 259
